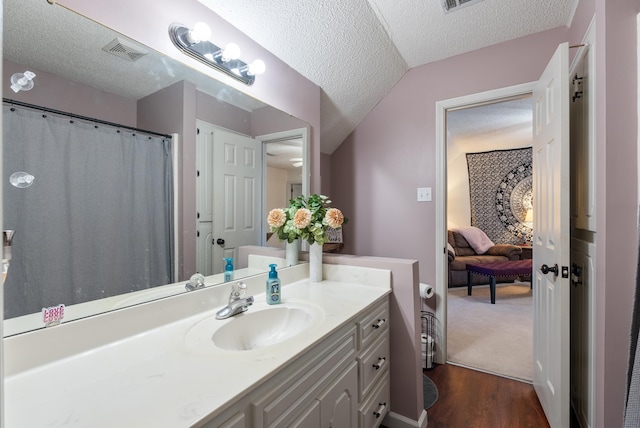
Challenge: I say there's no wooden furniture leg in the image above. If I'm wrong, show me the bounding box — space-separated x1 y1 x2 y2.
490 276 497 304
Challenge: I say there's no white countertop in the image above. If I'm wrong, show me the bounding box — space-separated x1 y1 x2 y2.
4 265 390 427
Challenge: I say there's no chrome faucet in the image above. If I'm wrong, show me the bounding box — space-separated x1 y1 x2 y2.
185 273 205 291
216 281 254 320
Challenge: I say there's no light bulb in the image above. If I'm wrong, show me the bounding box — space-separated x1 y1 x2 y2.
189 22 211 43
248 59 266 76
222 43 241 61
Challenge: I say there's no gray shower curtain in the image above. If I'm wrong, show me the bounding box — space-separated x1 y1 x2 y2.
3 105 173 319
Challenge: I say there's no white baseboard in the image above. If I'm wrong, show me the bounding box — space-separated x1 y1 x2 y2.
382 410 428 428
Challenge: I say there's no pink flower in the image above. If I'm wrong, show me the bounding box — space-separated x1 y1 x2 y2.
325 208 344 229
267 208 286 228
293 208 312 229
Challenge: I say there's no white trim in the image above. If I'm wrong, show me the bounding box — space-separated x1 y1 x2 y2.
383 410 428 428
172 133 180 283
435 82 536 365
570 16 596 428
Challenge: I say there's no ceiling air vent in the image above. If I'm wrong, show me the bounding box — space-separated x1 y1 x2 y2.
102 37 148 62
441 0 485 13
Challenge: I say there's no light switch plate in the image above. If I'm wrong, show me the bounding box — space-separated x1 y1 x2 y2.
417 187 432 202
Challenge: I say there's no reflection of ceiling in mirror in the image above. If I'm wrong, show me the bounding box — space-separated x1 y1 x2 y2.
3 0 267 112
266 140 303 172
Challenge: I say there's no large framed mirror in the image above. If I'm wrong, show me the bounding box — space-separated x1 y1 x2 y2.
2 0 310 336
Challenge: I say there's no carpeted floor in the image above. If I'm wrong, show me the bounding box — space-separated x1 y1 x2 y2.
447 282 533 381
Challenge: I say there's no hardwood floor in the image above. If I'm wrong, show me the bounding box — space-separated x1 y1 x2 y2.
424 363 550 428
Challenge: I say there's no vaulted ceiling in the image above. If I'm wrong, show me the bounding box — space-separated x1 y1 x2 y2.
197 0 579 154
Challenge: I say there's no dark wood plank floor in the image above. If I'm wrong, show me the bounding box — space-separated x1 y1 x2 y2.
424 363 550 428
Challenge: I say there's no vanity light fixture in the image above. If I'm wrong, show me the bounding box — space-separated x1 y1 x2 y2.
169 22 265 86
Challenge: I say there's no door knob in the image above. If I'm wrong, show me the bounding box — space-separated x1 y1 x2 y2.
216 238 225 245
541 263 559 275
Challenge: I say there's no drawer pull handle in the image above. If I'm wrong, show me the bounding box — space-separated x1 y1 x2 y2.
373 402 387 419
373 357 386 370
372 318 386 329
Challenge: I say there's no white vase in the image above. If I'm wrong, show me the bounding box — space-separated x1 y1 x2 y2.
309 242 323 282
285 240 300 266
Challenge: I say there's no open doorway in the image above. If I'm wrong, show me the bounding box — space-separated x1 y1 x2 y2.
445 94 534 381
257 128 309 248
434 82 536 370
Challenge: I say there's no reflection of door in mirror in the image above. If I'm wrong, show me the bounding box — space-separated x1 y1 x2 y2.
196 121 262 276
290 183 303 201
260 130 308 248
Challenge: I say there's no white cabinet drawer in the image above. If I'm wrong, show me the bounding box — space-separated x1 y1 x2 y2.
358 375 391 428
357 301 389 351
357 333 390 399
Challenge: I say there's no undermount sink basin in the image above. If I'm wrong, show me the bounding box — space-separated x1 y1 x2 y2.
185 302 324 352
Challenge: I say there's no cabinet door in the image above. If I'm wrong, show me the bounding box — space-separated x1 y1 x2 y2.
319 362 358 428
289 400 321 428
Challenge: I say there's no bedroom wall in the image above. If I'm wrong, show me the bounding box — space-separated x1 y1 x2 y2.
447 121 532 230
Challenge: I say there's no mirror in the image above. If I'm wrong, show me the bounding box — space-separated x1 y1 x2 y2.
2 0 309 336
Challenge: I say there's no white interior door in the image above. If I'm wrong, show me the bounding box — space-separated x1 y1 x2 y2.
212 127 262 274
532 42 570 428
196 121 214 275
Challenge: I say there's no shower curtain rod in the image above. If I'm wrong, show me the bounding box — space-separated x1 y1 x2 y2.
3 98 173 139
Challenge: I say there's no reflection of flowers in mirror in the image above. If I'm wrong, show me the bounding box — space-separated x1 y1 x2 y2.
267 194 347 245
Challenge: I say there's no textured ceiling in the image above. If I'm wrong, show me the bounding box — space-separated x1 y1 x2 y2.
447 96 533 141
197 0 578 154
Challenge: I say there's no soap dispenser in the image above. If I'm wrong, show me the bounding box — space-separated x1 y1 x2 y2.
266 264 281 305
223 258 234 282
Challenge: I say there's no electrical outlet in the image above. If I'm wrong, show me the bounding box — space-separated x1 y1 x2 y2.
417 187 432 202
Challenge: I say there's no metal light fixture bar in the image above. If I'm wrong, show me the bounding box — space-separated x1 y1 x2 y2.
168 22 256 86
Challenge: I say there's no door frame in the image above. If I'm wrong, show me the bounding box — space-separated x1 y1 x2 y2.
256 127 310 246
434 82 536 364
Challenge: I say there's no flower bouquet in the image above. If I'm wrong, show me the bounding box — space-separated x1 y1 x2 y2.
267 194 346 245
267 194 346 280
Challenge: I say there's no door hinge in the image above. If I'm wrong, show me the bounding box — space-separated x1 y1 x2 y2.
571 263 583 287
197 169 200 177
196 230 200 237
572 74 583 102
197 127 200 135
196 212 200 219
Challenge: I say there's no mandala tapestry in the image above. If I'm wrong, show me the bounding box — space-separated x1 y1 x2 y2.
465 148 533 245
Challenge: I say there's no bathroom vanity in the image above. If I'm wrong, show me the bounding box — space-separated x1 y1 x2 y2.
3 264 391 427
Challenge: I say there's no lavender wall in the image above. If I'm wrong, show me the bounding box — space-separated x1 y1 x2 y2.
331 27 568 277
196 92 252 135
250 105 308 136
4 59 137 126
321 153 332 195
